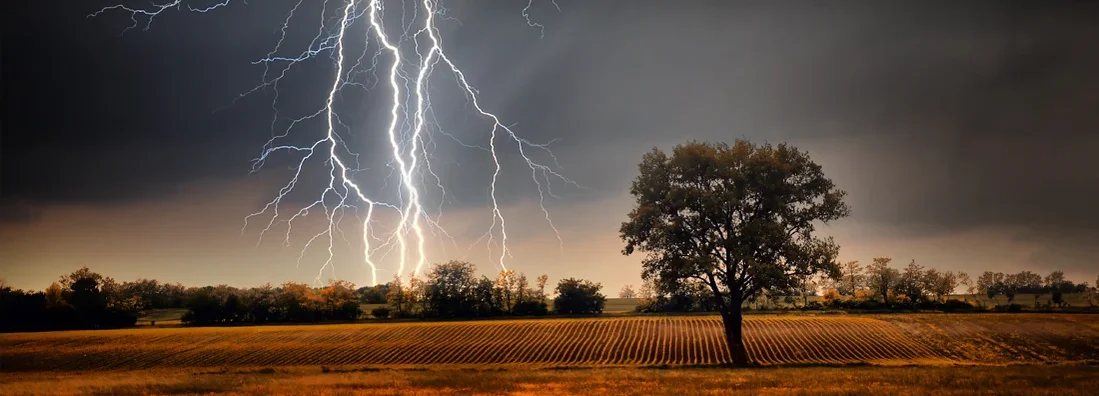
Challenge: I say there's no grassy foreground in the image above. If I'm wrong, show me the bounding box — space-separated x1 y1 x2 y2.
2 364 1097 395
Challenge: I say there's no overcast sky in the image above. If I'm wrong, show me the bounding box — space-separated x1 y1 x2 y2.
3 0 1098 291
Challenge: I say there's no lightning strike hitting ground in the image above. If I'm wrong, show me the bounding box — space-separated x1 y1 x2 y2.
90 0 576 286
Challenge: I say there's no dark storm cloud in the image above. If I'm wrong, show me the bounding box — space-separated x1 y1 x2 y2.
789 1 1099 235
468 0 1099 238
2 1 333 212
4 0 1098 243
1 0 583 218
0 198 42 224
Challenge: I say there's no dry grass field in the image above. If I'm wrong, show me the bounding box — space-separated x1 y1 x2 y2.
3 314 1097 372
3 364 1099 395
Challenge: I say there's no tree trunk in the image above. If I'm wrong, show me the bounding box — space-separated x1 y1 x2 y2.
720 308 750 366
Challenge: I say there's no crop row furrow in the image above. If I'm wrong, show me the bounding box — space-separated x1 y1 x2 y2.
5 315 1096 371
749 319 779 365
875 318 957 361
780 319 821 364
777 319 808 363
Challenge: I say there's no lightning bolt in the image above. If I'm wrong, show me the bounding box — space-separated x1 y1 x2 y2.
89 0 578 286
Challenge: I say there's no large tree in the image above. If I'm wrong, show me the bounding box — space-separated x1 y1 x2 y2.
620 140 849 365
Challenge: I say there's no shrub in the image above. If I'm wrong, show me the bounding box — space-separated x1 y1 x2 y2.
855 299 880 310
553 278 606 314
938 299 974 313
634 298 660 313
916 300 939 311
512 300 549 316
96 307 138 328
993 304 1025 313
821 288 844 308
887 290 912 307
803 301 824 311
1051 290 1064 307
853 289 875 303
370 307 391 319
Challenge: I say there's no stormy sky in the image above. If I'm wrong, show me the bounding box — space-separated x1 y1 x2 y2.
3 0 1098 291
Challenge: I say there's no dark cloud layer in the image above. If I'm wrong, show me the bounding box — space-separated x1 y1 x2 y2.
3 1 300 208
3 0 1098 244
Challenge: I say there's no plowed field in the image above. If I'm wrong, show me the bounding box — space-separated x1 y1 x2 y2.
2 314 1096 372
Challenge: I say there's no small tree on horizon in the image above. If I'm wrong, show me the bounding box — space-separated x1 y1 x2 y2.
865 257 898 305
535 274 549 301
385 275 411 318
495 270 519 314
44 282 68 309
837 261 864 296
620 140 849 366
1003 273 1022 303
618 285 637 299
895 260 926 303
957 272 974 303
977 271 1005 305
925 270 958 302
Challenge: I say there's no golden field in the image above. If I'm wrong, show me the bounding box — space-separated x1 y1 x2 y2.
3 314 1097 372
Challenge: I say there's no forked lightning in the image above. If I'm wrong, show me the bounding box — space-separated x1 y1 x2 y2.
90 0 575 286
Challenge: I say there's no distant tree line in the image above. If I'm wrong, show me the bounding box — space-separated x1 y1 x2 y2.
625 257 1095 314
975 270 1089 308
175 261 604 324
0 267 184 332
817 259 1088 311
1 262 608 332
179 280 363 324
380 260 604 319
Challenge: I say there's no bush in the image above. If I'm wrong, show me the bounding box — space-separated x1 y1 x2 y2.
802 301 824 311
887 290 912 307
821 288 844 308
853 289 875 302
634 298 659 313
993 304 1025 313
854 299 880 310
1051 290 1064 307
937 299 974 313
512 300 549 316
916 300 939 310
370 307 391 319
553 278 606 314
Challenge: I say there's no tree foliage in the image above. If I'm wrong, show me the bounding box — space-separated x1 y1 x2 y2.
553 278 606 314
866 257 899 304
1 267 137 332
426 261 479 318
382 262 550 319
837 261 864 296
